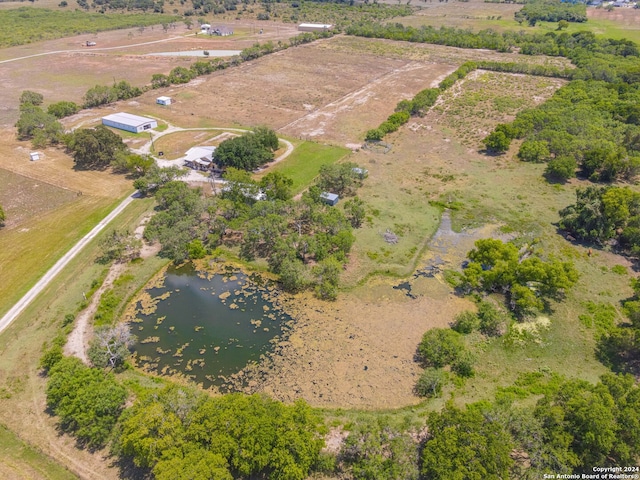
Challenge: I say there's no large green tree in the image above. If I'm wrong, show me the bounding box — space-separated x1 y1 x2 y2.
46 357 127 448
462 239 578 317
117 388 325 480
316 162 362 196
47 101 79 119
144 181 206 261
340 418 419 480
215 134 273 171
19 90 44 106
65 125 128 169
418 328 465 368
534 374 640 470
422 403 514 480
15 105 64 147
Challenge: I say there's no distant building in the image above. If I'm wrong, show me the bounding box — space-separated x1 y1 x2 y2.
209 26 234 36
298 23 333 33
156 96 172 106
200 23 211 32
320 192 339 206
183 146 216 171
102 113 157 133
30 152 40 161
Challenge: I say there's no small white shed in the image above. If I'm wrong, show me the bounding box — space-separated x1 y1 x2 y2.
320 192 339 206
30 152 41 161
156 96 172 106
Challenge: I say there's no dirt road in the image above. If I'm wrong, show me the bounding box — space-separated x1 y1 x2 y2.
0 192 137 335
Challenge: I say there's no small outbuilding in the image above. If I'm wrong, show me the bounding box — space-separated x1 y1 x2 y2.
102 113 158 133
201 23 211 32
320 192 339 206
298 23 333 33
30 152 41 161
156 96 172 106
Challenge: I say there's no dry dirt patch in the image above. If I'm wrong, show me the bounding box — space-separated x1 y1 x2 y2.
0 168 77 229
0 130 131 198
253 274 473 409
98 36 466 144
0 21 300 126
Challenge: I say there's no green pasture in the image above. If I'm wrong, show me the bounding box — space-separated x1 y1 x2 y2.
0 8 180 48
0 424 77 480
0 195 123 319
261 141 350 194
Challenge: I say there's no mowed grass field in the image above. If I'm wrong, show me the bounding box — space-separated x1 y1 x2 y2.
259 140 351 194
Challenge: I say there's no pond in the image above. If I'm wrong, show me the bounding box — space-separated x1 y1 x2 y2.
131 264 290 390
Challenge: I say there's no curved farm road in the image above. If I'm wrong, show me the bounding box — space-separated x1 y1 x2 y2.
0 192 137 336
133 124 295 182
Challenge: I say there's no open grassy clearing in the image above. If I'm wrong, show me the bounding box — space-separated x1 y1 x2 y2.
399 0 640 44
0 424 77 480
339 71 564 286
431 70 566 149
151 130 235 159
257 140 351 194
0 8 180 48
0 195 121 319
0 197 163 480
0 168 78 229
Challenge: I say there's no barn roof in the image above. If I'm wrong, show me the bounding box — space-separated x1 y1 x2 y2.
102 112 156 127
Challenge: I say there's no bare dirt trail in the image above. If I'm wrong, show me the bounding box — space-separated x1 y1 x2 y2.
65 215 159 364
64 263 127 364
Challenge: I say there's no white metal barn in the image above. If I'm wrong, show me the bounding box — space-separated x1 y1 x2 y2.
156 96 172 106
298 23 333 33
102 113 158 133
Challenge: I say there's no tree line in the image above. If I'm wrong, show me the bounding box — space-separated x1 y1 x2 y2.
346 23 640 184
41 344 640 479
365 59 572 143
515 0 587 26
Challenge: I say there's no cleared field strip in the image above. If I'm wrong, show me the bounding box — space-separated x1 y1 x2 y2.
0 193 135 334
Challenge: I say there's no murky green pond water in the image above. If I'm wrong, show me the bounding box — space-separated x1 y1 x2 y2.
132 264 290 389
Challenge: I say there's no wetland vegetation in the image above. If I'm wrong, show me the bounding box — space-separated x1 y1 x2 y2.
132 264 292 389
